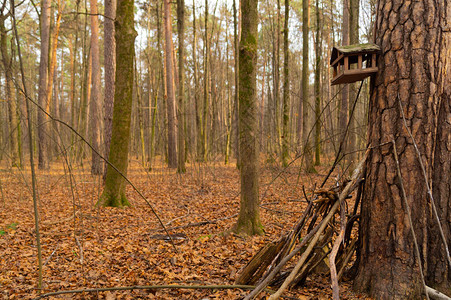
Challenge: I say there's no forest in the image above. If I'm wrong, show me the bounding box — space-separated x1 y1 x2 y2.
0 0 449 299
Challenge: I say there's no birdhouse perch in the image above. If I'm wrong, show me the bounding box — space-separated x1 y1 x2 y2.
330 43 380 85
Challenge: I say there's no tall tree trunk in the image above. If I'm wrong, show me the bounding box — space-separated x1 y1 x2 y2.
313 0 321 166
46 0 63 159
0 11 19 167
176 0 186 173
233 0 263 236
192 0 202 161
163 0 177 168
281 0 289 167
89 0 101 174
98 0 136 207
338 0 349 165
355 0 450 297
37 0 51 169
347 0 359 167
302 0 315 173
103 0 116 173
232 0 240 167
201 0 209 162
274 0 281 158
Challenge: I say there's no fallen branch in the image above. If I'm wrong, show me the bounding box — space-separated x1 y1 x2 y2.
426 286 451 300
151 214 238 232
31 284 297 300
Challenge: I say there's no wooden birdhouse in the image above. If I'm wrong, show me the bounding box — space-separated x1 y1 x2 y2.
330 43 380 85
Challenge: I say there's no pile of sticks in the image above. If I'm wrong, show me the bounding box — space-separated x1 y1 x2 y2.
236 154 367 300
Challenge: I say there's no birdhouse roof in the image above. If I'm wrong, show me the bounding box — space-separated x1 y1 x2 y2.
330 43 381 65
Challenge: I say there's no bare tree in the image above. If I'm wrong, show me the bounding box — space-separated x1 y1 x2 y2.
37 0 51 169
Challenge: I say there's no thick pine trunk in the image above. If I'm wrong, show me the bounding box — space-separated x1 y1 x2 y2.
355 0 450 298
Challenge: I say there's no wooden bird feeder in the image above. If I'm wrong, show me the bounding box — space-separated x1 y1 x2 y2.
330 43 380 85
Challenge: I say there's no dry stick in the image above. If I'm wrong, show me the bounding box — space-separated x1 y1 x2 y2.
398 96 451 268
243 222 323 300
425 286 451 300
267 152 367 300
30 284 291 300
392 140 429 300
330 185 348 299
320 80 364 188
329 227 345 299
10 1 42 289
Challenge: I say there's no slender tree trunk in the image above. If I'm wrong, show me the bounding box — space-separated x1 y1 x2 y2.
313 0 321 166
89 0 101 174
163 0 177 168
233 0 240 167
103 0 116 174
201 0 209 162
302 0 315 173
347 0 359 167
339 0 349 165
177 0 186 173
274 0 281 158
192 0 202 161
98 0 136 207
0 12 19 167
233 0 263 236
37 0 51 169
281 0 290 167
355 0 450 297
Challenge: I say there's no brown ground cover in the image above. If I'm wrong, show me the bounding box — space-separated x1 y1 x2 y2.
0 158 370 299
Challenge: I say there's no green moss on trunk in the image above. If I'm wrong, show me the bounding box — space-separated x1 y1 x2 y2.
232 0 263 236
97 0 136 208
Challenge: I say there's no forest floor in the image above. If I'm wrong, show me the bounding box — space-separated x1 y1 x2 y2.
0 157 371 299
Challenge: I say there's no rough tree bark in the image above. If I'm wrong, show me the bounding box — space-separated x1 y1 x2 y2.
103 0 116 174
97 0 136 207
232 0 263 236
355 0 451 298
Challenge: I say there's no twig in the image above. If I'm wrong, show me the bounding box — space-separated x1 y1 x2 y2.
426 286 451 300
43 243 59 266
398 95 451 268
74 235 84 265
151 214 238 232
31 284 296 300
320 80 364 188
392 140 429 300
329 228 345 299
10 1 42 289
